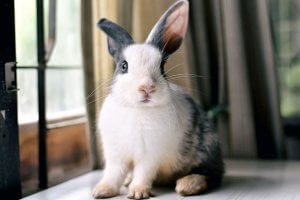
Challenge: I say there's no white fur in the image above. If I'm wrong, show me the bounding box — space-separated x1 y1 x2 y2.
111 44 170 108
97 44 193 192
94 1 192 198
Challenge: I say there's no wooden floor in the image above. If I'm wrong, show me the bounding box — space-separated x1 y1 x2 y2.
23 160 300 200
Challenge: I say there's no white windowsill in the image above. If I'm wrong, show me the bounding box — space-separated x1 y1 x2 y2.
22 159 300 200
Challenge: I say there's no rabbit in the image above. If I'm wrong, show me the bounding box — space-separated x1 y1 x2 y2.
92 0 224 199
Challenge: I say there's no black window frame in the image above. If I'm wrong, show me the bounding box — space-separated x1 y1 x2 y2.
2 0 86 197
16 0 84 192
0 0 22 199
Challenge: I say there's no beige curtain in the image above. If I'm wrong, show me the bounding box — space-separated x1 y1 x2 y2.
81 0 194 169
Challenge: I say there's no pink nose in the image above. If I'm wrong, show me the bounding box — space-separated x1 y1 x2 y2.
138 84 156 95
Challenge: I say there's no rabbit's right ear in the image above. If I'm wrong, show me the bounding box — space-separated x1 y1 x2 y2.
97 18 134 59
146 0 189 58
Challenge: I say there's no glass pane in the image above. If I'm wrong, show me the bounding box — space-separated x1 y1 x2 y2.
280 67 300 116
17 69 39 195
46 69 85 120
17 69 38 123
273 0 300 117
14 0 37 66
47 0 82 66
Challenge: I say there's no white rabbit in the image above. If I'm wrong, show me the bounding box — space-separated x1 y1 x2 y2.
93 0 224 199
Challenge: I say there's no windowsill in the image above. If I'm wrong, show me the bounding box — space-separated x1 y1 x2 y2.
22 159 300 200
19 114 87 132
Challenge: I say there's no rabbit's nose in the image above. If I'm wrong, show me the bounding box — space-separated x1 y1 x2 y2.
138 84 156 95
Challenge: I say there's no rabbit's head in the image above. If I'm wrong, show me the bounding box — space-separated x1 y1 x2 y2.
98 0 189 107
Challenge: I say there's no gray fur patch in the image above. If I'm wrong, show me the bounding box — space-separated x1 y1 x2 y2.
97 18 134 61
180 95 224 190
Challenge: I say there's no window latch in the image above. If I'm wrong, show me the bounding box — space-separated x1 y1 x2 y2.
5 62 19 93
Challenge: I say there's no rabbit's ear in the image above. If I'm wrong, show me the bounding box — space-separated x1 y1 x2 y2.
146 0 189 57
97 18 134 59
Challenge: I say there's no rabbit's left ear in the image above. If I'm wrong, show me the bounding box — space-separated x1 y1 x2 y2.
146 0 189 57
97 18 134 59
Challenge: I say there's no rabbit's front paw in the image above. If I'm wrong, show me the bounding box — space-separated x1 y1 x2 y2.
127 184 151 199
92 182 118 199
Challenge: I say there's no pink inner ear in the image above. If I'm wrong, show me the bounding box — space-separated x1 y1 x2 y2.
165 2 189 39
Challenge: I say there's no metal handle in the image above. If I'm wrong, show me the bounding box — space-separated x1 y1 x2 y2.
4 62 19 92
45 0 56 62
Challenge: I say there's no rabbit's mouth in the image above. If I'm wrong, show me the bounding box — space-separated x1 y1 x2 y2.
140 93 152 103
141 98 151 103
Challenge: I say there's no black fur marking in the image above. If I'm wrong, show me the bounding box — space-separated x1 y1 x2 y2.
181 95 224 190
190 153 224 191
180 96 200 156
185 96 200 128
160 59 167 78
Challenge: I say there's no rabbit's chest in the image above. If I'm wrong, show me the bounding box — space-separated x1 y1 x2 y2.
99 99 186 159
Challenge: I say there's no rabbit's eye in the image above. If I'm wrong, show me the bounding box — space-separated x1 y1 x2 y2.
120 61 128 73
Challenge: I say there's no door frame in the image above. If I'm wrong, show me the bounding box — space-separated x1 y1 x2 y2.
0 0 22 199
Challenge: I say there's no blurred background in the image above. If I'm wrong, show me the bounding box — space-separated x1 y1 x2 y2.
13 0 300 197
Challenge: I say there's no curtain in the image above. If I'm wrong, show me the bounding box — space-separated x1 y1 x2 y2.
81 0 120 169
188 0 284 158
81 0 285 167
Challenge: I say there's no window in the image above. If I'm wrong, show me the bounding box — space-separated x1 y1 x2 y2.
15 0 90 196
272 0 300 159
272 0 300 117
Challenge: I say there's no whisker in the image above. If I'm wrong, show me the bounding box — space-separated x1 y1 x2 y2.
157 63 184 83
167 73 209 79
167 77 208 82
164 63 183 75
86 92 109 106
161 35 172 55
86 78 113 100
171 50 184 57
168 81 209 98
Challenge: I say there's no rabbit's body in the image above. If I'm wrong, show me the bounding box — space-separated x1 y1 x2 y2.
98 80 223 195
93 1 223 199
100 83 193 183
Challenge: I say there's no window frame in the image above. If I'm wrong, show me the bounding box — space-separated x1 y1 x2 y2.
0 0 22 199
15 0 88 195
